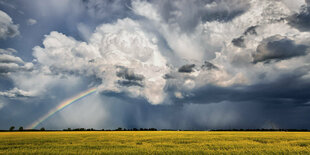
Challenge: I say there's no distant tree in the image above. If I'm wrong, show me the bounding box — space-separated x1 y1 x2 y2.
101 129 105 131
116 127 123 131
68 128 71 131
9 126 15 131
19 126 23 131
40 127 45 131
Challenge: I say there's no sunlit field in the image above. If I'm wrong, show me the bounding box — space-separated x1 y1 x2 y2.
0 131 310 154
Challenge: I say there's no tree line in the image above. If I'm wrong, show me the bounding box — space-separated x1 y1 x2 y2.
5 126 310 132
6 126 157 131
62 127 158 131
9 126 45 131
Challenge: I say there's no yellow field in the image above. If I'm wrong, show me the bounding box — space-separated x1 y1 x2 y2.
0 131 310 154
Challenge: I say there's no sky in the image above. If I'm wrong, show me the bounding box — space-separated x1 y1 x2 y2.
0 0 310 130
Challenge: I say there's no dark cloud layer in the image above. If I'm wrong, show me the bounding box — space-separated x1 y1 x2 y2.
201 61 218 70
174 66 310 106
253 35 308 63
243 26 258 35
116 67 144 87
178 64 196 73
289 3 310 32
116 67 144 81
232 36 245 48
232 25 258 48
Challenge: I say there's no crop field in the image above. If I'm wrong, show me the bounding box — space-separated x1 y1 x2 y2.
0 131 310 154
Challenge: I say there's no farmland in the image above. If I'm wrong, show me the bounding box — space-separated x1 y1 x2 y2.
0 131 310 154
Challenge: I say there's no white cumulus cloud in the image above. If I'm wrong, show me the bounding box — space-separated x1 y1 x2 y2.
0 10 19 39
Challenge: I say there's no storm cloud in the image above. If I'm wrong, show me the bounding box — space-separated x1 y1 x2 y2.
289 2 310 32
116 67 145 87
178 64 196 73
253 35 308 63
232 25 258 48
1 0 310 130
232 36 245 48
201 61 218 70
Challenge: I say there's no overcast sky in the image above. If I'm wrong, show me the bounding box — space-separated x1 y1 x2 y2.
0 0 310 130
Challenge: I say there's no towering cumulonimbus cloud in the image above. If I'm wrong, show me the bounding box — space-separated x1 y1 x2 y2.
33 18 169 104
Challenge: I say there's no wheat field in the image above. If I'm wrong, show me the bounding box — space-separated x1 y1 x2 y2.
0 131 310 154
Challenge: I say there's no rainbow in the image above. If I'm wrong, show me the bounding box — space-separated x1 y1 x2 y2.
27 87 97 129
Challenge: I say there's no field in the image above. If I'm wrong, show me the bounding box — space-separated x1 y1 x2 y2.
0 131 310 154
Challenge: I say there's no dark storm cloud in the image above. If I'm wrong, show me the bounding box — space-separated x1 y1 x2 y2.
116 67 144 81
253 35 308 63
99 75 310 130
117 80 144 87
232 36 245 48
173 66 310 106
178 64 196 73
116 67 144 87
232 25 258 48
201 61 218 70
243 25 258 35
288 3 310 32
163 73 176 79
